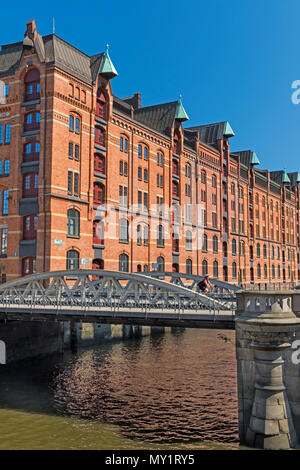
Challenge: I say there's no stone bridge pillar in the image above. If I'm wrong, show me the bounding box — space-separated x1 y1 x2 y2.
235 291 300 449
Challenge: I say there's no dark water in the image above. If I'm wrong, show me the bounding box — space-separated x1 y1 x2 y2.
0 328 239 450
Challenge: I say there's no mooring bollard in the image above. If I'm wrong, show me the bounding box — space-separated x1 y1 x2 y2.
235 291 300 449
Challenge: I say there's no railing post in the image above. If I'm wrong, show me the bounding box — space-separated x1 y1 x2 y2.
235 290 300 449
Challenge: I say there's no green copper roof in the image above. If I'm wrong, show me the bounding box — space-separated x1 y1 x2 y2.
282 170 291 184
250 151 260 165
223 121 235 137
100 44 118 79
175 95 189 121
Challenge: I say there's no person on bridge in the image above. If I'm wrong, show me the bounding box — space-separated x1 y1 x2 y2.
198 275 213 294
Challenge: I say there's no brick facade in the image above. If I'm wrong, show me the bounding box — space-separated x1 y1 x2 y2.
0 19 299 287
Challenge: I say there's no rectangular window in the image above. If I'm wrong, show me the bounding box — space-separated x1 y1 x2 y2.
138 167 142 180
144 147 148 160
124 138 128 153
74 145 79 161
68 171 73 195
1 228 7 255
160 175 163 188
4 161 9 175
3 190 8 215
0 125 3 144
35 142 40 152
120 137 123 151
4 85 9 97
138 145 142 158
231 218 236 232
212 193 217 205
144 169 148 182
34 174 39 188
69 115 74 131
124 162 128 177
157 174 159 187
0 162 2 175
212 212 217 228
69 143 73 159
75 118 80 134
120 161 123 175
138 190 142 210
74 173 79 196
143 192 148 211
5 124 10 144
185 204 192 223
36 113 40 123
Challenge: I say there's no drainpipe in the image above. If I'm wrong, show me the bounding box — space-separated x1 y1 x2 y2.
42 68 48 273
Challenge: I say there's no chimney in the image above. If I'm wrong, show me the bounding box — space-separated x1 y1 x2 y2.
25 19 37 41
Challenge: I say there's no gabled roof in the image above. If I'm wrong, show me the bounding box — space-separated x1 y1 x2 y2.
231 150 260 167
269 170 290 185
134 101 178 136
288 172 300 187
185 121 235 145
0 20 117 84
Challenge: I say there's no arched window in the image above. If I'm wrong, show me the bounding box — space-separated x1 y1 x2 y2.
157 224 164 247
185 164 191 178
257 243 260 258
92 259 104 270
143 265 148 272
263 244 267 259
24 68 40 101
172 263 179 273
212 175 217 188
257 264 261 279
239 240 245 256
213 260 218 278
157 151 164 167
94 182 105 204
232 239 237 256
67 209 80 237
213 235 218 253
157 256 165 273
137 225 142 245
186 258 192 274
119 253 129 272
201 171 206 184
232 262 237 279
119 218 129 243
66 250 79 270
202 233 207 252
93 219 104 245
186 230 192 250
202 260 208 276
96 89 107 119
264 264 268 279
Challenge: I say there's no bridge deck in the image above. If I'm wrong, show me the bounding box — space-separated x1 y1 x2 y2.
0 306 235 330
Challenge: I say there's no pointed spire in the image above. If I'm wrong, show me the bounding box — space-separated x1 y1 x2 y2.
250 151 260 165
223 121 235 138
282 169 291 184
100 44 118 79
176 94 189 121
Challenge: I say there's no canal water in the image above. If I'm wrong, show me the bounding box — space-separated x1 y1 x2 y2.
0 328 239 450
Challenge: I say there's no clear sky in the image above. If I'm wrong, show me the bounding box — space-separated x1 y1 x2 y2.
2 0 300 172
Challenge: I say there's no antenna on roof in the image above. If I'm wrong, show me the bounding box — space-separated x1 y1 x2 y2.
53 18 55 34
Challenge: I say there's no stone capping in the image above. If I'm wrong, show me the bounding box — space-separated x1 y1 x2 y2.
235 291 300 325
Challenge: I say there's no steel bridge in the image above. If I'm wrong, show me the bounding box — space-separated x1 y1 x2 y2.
0 270 238 329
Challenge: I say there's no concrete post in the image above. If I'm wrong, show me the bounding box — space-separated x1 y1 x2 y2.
235 291 300 449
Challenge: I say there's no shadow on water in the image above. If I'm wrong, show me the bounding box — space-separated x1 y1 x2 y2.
0 329 239 446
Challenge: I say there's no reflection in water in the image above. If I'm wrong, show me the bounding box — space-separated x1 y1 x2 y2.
0 329 238 449
52 329 238 444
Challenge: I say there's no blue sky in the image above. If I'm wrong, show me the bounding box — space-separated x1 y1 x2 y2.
3 0 300 172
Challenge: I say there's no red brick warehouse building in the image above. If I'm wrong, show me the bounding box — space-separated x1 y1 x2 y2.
0 18 299 287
